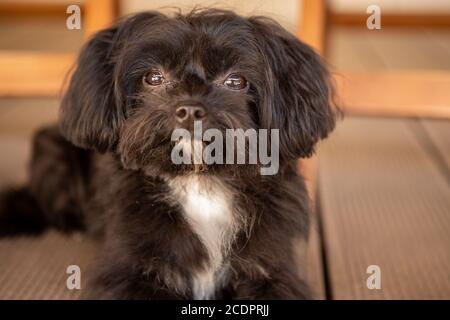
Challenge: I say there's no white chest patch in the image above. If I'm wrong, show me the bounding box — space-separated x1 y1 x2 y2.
168 175 236 299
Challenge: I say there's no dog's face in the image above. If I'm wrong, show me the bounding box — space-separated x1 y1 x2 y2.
60 9 336 177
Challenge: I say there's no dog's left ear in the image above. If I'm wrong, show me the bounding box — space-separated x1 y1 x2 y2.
249 17 337 160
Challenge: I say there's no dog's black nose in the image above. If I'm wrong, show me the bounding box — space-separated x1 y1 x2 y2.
175 106 206 122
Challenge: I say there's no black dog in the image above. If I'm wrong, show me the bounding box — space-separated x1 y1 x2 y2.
0 9 336 299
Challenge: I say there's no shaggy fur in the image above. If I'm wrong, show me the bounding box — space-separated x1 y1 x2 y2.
0 9 336 299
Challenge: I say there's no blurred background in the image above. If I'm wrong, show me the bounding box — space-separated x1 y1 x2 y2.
0 0 448 299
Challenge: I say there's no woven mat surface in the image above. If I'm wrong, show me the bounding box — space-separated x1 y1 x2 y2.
0 230 324 299
318 117 450 299
1 104 448 299
0 231 97 299
421 119 450 171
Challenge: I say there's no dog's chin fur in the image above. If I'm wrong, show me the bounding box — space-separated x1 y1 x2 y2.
139 139 261 179
0 9 337 299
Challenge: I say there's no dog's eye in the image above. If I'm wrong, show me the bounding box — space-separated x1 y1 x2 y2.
224 74 247 90
144 70 165 86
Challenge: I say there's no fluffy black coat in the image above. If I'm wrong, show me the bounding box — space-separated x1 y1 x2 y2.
0 9 336 299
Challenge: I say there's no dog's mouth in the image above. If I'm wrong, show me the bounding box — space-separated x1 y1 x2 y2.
173 138 210 174
123 120 266 177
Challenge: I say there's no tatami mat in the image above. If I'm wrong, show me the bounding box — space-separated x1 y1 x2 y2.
0 104 448 299
318 117 450 299
421 119 450 170
0 231 97 299
0 98 325 299
0 231 322 299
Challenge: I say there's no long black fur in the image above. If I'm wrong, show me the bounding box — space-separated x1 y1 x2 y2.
0 9 336 299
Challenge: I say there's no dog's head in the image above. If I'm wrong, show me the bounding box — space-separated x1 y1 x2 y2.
60 9 336 177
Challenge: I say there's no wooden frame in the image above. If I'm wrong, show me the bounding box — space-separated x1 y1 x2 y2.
1 0 450 120
335 71 450 119
297 0 450 204
329 12 450 28
84 0 118 38
0 1 82 17
0 51 74 97
299 0 327 55
0 0 117 97
298 0 450 120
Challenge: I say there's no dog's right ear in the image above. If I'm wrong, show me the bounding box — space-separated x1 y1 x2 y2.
60 12 165 152
60 25 122 152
